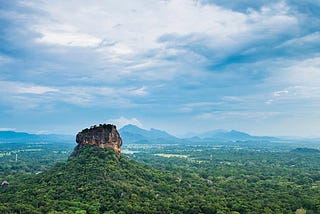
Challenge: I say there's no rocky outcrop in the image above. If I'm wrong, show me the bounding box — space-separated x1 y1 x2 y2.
74 124 122 156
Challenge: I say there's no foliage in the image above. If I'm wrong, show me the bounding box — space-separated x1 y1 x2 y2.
0 142 319 213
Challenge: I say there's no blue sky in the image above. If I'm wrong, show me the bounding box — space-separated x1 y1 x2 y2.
0 0 320 137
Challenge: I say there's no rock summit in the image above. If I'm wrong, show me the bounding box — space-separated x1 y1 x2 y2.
75 124 122 156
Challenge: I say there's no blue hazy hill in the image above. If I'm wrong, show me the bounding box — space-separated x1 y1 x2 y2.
119 124 180 144
0 131 74 144
194 129 278 141
0 126 278 145
119 124 278 144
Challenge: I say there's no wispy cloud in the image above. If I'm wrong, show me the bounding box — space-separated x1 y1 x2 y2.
9 1 300 74
178 102 222 113
0 81 59 95
277 32 320 48
0 80 149 110
0 0 319 136
35 30 101 47
108 116 143 128
273 90 289 97
195 111 280 120
0 127 16 131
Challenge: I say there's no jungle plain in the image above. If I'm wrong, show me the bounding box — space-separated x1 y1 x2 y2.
0 127 319 214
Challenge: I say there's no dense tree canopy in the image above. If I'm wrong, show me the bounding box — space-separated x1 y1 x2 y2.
0 143 319 213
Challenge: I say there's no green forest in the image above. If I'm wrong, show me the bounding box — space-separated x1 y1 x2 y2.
0 142 319 214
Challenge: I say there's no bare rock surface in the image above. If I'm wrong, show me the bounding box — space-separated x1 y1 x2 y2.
74 124 122 156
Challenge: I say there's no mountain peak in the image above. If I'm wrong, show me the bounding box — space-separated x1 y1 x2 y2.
74 124 123 156
119 124 179 144
123 124 139 128
121 124 144 131
198 129 253 140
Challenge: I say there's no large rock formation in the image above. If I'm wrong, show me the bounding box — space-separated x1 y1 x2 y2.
74 124 122 156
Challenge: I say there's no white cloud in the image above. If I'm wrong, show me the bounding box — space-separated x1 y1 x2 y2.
0 81 59 94
108 116 143 128
57 86 149 106
273 90 288 97
107 43 133 55
17 86 59 94
18 0 298 81
195 112 215 119
2 0 318 136
267 56 320 89
265 99 273 105
0 81 146 109
284 57 320 85
130 86 148 96
0 127 16 131
261 56 320 106
0 0 296 107
277 32 320 48
179 102 221 113
195 111 279 120
35 30 101 47
273 86 320 100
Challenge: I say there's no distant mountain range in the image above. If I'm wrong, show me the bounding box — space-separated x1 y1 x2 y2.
119 124 180 144
119 124 278 144
193 129 278 142
0 131 74 144
0 125 279 145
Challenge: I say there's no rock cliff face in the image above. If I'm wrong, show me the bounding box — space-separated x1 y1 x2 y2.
74 124 122 156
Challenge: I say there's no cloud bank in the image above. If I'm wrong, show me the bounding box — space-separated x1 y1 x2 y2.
0 0 319 136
